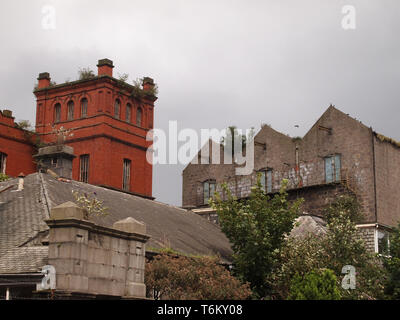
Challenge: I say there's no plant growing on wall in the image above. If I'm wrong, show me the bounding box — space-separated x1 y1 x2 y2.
72 190 109 219
78 67 96 80
131 78 158 100
0 173 9 182
210 178 303 298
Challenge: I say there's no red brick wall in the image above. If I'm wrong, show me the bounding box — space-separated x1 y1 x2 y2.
0 111 36 177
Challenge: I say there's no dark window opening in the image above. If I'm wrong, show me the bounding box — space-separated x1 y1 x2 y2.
54 103 61 123
203 180 216 204
81 98 88 118
0 152 6 174
122 159 131 191
79 154 89 183
126 104 131 123
67 101 74 120
114 100 120 119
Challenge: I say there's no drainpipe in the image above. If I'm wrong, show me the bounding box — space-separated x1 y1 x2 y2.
370 128 378 223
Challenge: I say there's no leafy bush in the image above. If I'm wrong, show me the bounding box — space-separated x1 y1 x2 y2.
145 253 252 300
274 195 387 300
288 269 341 300
0 173 9 182
210 178 303 298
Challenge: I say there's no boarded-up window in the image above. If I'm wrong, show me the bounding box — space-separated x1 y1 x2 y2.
122 159 131 191
114 100 120 119
67 101 74 120
325 154 341 183
0 152 6 174
126 104 131 123
54 103 61 123
79 154 89 183
136 107 142 126
258 170 272 193
81 98 88 118
203 180 216 204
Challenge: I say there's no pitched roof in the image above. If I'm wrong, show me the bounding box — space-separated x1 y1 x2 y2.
0 173 233 274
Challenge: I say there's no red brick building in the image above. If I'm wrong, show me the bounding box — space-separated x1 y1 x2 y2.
0 59 157 198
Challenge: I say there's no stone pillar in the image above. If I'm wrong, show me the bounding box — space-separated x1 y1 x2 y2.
46 202 149 298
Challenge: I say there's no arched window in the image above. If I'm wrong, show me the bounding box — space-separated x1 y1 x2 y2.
114 99 120 119
67 101 74 120
80 98 88 118
126 103 131 123
54 103 61 123
136 107 142 126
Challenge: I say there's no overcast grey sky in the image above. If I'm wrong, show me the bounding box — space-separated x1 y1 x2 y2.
0 0 399 206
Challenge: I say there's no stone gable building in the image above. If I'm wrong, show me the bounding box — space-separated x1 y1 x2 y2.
182 106 400 254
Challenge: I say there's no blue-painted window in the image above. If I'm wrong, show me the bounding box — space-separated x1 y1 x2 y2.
325 155 341 183
259 170 272 193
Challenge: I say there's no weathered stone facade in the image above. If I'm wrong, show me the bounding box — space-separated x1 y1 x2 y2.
45 202 149 298
183 106 400 253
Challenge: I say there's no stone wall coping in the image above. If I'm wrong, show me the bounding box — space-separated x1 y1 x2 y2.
45 218 150 242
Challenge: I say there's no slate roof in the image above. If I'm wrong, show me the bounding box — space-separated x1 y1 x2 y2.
0 173 233 274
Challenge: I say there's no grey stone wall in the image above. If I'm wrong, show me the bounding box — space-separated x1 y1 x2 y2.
47 202 149 298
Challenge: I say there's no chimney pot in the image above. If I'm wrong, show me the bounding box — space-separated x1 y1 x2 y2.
142 77 154 91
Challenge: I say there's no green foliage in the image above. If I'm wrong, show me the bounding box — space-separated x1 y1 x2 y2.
0 173 9 182
117 73 129 82
72 190 109 219
78 67 96 80
16 120 34 131
210 178 303 298
274 195 387 300
383 222 400 299
145 253 252 300
288 269 341 300
324 194 363 224
131 78 158 99
220 126 255 158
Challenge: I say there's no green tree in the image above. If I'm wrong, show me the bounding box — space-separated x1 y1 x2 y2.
275 195 387 300
288 269 341 300
145 253 252 300
210 178 303 298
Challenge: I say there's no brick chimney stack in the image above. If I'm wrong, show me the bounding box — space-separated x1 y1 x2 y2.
142 77 154 91
37 72 51 89
97 58 114 77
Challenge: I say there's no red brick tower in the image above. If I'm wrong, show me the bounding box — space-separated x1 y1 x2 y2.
34 59 157 198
